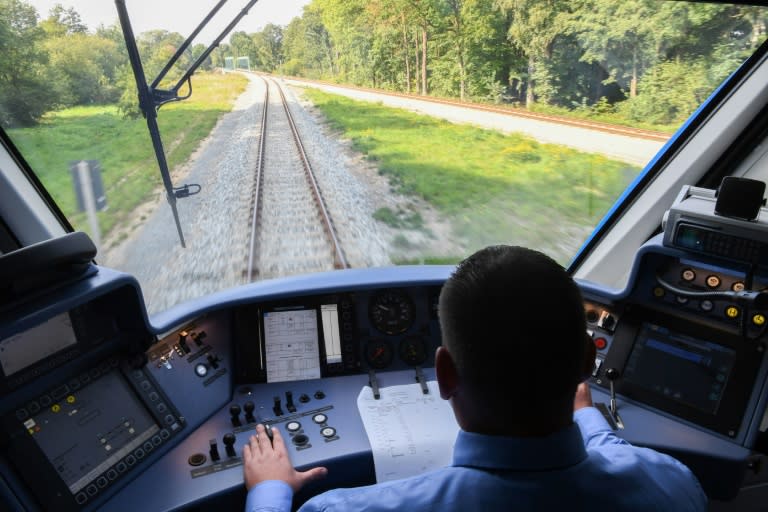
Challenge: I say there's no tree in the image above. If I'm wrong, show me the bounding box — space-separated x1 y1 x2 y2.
497 0 570 108
40 3 87 37
0 0 55 126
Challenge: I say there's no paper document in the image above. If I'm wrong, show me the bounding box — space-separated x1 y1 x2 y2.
357 381 459 482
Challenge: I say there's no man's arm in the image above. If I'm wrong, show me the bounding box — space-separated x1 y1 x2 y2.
243 424 328 512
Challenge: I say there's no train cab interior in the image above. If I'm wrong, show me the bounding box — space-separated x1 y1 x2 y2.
3 0 768 510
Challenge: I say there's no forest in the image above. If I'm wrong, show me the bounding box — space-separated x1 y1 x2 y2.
1 0 766 129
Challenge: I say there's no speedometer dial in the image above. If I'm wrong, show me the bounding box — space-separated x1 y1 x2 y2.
369 289 415 335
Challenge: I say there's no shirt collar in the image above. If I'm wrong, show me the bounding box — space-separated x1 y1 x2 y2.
452 423 587 471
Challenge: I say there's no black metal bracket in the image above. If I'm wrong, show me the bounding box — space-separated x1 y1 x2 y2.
114 0 260 247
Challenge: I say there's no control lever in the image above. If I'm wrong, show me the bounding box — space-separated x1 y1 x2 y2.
230 404 242 427
604 368 624 429
244 401 256 423
286 391 297 413
223 433 237 458
368 370 380 400
178 331 190 354
414 367 429 394
209 439 220 462
273 396 283 416
264 424 274 445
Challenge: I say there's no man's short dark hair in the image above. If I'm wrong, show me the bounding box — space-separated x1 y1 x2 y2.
438 245 587 409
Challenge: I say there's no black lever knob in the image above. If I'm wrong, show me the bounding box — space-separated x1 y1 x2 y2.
230 404 242 427
244 401 256 423
286 391 296 413
178 331 190 354
223 432 236 457
209 439 220 462
273 396 283 416
605 368 620 417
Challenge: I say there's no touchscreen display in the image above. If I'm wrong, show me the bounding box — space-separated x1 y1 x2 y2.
264 308 322 383
0 313 77 377
23 371 158 494
623 323 736 414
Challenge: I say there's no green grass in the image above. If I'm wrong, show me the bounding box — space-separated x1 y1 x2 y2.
373 207 424 230
304 88 642 262
8 72 248 239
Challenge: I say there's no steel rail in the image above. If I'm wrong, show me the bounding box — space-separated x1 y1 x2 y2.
246 78 269 281
271 78 349 270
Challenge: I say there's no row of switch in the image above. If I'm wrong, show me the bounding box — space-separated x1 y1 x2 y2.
229 390 328 427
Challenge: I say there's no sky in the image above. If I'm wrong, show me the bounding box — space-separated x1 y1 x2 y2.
25 0 311 42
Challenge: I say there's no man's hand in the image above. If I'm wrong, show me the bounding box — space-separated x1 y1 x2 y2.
574 382 593 411
243 424 328 492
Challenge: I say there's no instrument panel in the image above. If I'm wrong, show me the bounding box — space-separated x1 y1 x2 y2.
231 285 442 384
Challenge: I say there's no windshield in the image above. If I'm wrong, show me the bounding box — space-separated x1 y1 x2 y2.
1 0 766 314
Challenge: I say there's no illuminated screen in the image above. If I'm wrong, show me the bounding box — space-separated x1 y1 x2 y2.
24 371 158 493
321 304 342 364
623 323 736 414
263 308 321 383
0 313 77 377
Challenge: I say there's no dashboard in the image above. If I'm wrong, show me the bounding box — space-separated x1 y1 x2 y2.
3 188 768 511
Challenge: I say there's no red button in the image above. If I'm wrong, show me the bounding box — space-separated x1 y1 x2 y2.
594 337 607 350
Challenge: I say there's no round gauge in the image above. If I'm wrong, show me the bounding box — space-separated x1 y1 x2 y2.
369 289 415 335
365 339 394 369
399 336 428 366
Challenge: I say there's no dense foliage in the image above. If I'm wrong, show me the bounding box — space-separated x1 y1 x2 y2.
0 0 212 126
216 0 767 125
0 1 766 128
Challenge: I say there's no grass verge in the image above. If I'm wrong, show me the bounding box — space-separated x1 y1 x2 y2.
303 88 642 263
8 72 248 240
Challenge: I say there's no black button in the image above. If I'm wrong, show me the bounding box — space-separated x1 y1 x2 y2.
107 469 118 481
86 484 98 496
140 380 152 391
156 402 167 413
96 476 107 488
126 455 136 466
116 462 127 473
27 401 40 414
15 409 29 421
149 391 159 402
160 429 170 439
39 395 52 407
152 435 162 446
134 448 145 459
75 492 88 504
164 414 175 425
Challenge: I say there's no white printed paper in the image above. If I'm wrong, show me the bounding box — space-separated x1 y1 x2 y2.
357 381 460 482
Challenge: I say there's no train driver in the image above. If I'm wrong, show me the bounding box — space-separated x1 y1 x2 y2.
242 245 708 511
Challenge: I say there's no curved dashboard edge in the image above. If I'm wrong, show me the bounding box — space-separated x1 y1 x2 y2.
148 265 454 334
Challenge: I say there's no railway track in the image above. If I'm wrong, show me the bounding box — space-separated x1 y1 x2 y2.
246 76 348 281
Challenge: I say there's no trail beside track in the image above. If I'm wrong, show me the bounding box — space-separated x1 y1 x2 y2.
282 77 667 167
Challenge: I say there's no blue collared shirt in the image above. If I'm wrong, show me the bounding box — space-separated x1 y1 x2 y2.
246 407 707 511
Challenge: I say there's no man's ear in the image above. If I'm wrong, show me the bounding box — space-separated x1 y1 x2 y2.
581 334 597 382
436 346 460 400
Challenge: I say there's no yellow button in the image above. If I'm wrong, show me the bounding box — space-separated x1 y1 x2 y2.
66 395 75 404
51 404 61 413
653 287 665 298
726 306 740 319
753 314 766 326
